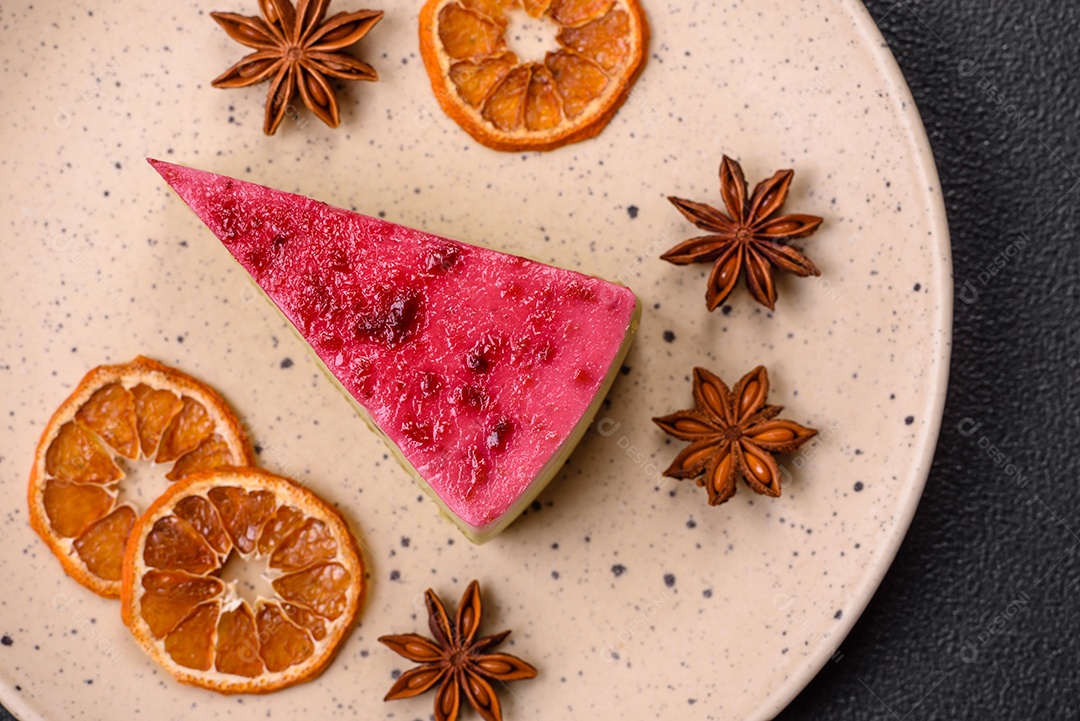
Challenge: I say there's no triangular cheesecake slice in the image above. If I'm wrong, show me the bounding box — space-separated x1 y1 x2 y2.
150 160 640 543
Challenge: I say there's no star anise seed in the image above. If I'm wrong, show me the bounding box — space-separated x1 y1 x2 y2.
662 155 824 311
380 580 537 721
211 0 383 134
653 366 818 505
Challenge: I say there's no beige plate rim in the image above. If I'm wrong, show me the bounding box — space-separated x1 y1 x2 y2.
757 1 953 716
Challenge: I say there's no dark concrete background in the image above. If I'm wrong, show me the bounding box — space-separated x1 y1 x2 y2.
3 1 1078 719
778 1 1080 719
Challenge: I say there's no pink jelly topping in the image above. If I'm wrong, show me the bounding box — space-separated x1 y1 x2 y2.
151 159 637 527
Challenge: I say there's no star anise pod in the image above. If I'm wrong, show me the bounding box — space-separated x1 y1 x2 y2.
379 580 537 721
653 366 818 505
663 155 824 310
211 0 383 134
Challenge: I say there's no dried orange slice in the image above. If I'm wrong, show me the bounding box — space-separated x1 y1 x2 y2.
120 467 365 694
27 356 253 598
419 0 649 151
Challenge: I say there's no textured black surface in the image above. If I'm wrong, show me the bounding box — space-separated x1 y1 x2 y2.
3 1 1078 720
779 1 1080 719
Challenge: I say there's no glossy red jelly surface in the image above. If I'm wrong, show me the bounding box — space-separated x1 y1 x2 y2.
151 159 636 527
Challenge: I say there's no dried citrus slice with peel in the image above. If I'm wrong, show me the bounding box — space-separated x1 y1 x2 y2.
28 356 253 597
120 467 365 694
419 0 649 151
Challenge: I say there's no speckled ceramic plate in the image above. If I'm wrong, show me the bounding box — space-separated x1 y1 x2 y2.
0 0 950 719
